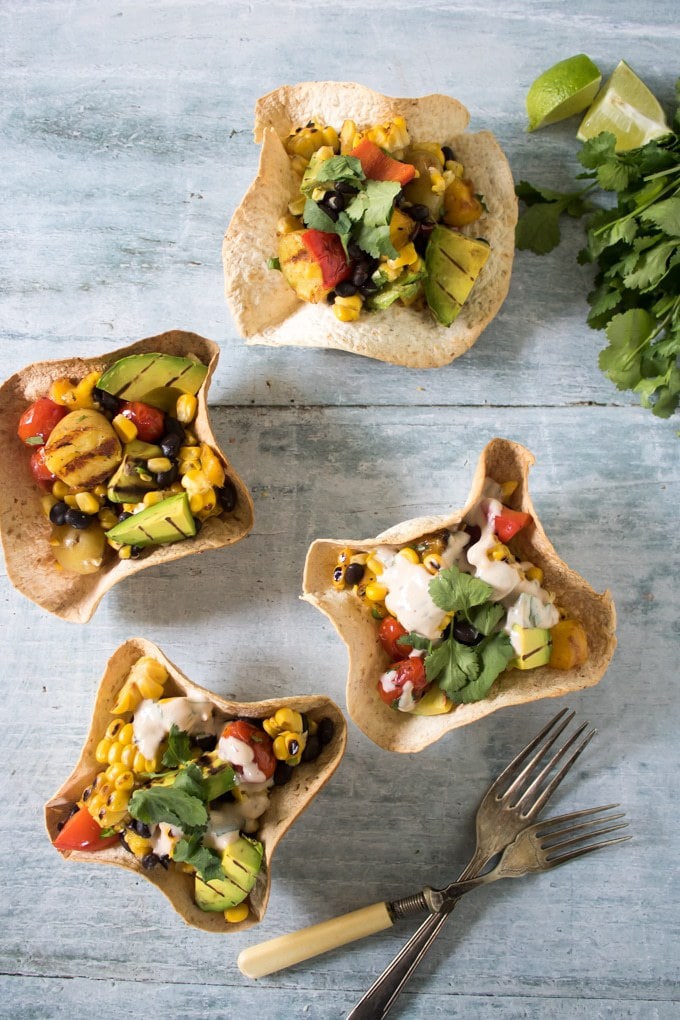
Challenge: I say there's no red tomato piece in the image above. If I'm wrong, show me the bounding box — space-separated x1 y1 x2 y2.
220 720 276 779
17 397 67 446
29 445 57 488
300 229 351 289
349 138 416 185
492 507 532 542
120 401 166 442
377 656 429 708
53 806 120 852
378 617 413 661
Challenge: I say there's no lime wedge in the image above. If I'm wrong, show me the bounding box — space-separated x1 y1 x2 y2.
577 60 670 150
526 54 602 132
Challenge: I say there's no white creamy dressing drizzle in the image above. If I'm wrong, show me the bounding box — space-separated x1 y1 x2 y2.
217 734 267 784
151 822 183 858
379 670 417 712
132 697 223 761
375 546 447 640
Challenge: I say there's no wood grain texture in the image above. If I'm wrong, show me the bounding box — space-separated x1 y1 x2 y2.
1 1 679 1018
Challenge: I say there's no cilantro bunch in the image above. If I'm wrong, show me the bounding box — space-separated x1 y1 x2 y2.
516 80 680 418
401 565 514 704
127 726 234 882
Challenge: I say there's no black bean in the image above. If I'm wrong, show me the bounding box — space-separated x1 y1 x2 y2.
336 181 358 196
360 279 379 297
93 387 121 415
64 508 92 530
194 734 217 752
160 433 181 459
442 145 456 163
301 733 321 763
319 201 339 223
218 479 237 512
395 191 409 210
409 203 431 222
141 853 161 870
131 819 152 838
164 416 185 441
273 762 294 786
335 280 358 297
347 242 364 260
351 263 371 287
317 717 335 747
466 524 481 545
192 517 202 534
344 562 365 586
453 618 484 647
129 545 143 558
155 465 178 487
325 191 345 213
326 290 337 304
118 510 133 522
49 500 69 526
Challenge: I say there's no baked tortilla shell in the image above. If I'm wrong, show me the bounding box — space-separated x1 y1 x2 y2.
223 83 517 367
303 438 617 752
45 637 347 933
0 330 254 623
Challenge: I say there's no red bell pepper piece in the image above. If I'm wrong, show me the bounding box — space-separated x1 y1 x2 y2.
493 507 532 542
301 229 352 289
349 138 416 185
53 806 120 852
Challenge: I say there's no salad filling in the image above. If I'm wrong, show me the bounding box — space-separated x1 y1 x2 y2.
332 477 589 714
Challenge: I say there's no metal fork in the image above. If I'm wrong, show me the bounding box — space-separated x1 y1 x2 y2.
347 707 596 1019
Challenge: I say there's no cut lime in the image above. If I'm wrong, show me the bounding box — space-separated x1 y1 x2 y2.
526 54 602 132
577 60 669 150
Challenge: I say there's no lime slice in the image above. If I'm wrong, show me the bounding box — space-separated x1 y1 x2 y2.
526 54 602 132
577 60 669 150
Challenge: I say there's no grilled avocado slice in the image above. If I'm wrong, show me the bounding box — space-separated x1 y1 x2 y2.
424 225 490 326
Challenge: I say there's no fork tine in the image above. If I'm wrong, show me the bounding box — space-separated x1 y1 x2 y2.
499 708 575 801
491 707 572 794
543 819 630 855
516 723 597 817
534 803 621 833
544 833 632 867
537 808 626 843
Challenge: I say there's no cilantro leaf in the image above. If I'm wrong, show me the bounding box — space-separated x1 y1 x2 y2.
162 725 194 768
429 564 493 616
599 308 656 390
451 633 515 704
400 632 433 652
515 200 565 254
302 198 351 238
467 601 505 637
128 763 208 832
172 834 224 882
639 197 680 237
429 640 480 694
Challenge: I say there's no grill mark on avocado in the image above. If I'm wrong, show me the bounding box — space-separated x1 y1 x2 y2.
438 247 475 282
113 357 197 398
135 517 192 544
432 279 463 308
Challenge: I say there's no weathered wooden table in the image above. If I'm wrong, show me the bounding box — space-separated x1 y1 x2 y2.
1 2 678 1017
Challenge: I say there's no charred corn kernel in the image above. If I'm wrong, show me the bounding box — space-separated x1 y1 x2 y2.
96 720 159 774
70 371 100 409
143 490 167 507
351 552 368 566
332 564 345 590
288 154 309 177
51 480 70 499
429 167 446 195
189 489 216 515
147 457 172 474
525 566 544 584
117 545 132 559
333 294 362 322
93 484 108 497
123 830 153 859
225 903 250 924
98 508 119 530
365 582 388 602
336 547 353 567
64 494 79 509
423 553 443 574
490 542 511 561
183 428 199 445
277 213 302 235
49 377 74 405
364 116 410 152
200 444 225 488
112 413 138 443
339 118 359 153
366 555 384 576
398 547 419 564
549 619 588 670
181 468 211 495
445 159 465 178
83 763 135 827
112 656 168 714
41 493 58 517
263 708 304 739
500 481 519 499
175 393 197 424
284 123 339 160
75 491 100 515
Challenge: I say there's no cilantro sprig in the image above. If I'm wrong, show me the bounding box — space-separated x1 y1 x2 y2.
401 565 514 704
515 80 680 419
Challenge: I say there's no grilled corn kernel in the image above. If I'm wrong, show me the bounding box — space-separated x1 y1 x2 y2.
96 720 159 774
339 118 359 153
98 508 119 531
332 565 345 590
287 194 306 217
71 371 100 409
41 493 58 518
336 547 353 567
273 731 303 761
277 213 303 235
51 480 70 499
225 903 250 924
117 545 133 559
143 490 166 507
365 582 388 602
200 444 225 488
490 542 511 562
83 763 135 827
398 547 419 564
147 457 172 474
49 377 74 406
189 489 216 515
181 468 211 496
123 830 153 859
333 294 362 322
112 414 138 443
75 491 100 515
366 555 384 576
263 708 304 739
175 393 198 424
500 481 519 499
525 566 544 584
364 115 410 153
63 494 79 509
284 123 339 160
112 656 168 714
423 552 443 574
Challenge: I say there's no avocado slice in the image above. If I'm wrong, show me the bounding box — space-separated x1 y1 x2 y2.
105 492 196 547
107 455 158 504
410 685 454 716
509 626 552 670
123 439 163 460
199 750 239 803
97 353 208 411
194 835 264 912
424 225 490 326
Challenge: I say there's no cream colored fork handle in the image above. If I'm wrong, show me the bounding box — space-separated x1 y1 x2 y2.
237 902 393 979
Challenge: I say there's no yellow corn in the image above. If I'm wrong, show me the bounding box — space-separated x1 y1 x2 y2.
366 555 384 576
147 457 172 474
490 542 511 562
336 548 353 566
365 582 388 602
189 489 216 516
71 371 100 409
500 481 519 499
41 494 58 518
49 377 75 406
112 414 138 443
276 214 302 235
284 123 339 160
181 468 211 496
200 444 225 488
52 480 70 499
287 194 306 217
143 490 167 507
288 154 309 177
423 553 443 574
96 719 159 774
363 115 410 153
75 491 100 515
82 762 135 827
123 830 153 859
525 566 544 584
333 294 363 322
225 903 250 924
332 564 346 590
398 547 419 564
273 730 306 765
112 655 168 714
98 507 120 531
63 494 79 508
339 119 359 153
117 545 132 559
175 393 197 424
263 708 304 739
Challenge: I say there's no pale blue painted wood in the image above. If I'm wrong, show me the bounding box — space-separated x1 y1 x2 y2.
1 2 679 1018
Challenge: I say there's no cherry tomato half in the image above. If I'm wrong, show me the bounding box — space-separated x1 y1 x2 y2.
377 656 429 708
120 401 166 442
378 617 413 661
29 445 57 488
492 507 532 542
220 720 276 780
53 806 120 852
17 397 67 446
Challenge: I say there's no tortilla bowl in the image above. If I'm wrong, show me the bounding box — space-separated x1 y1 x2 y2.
223 82 517 368
45 637 347 933
0 330 254 623
303 438 616 753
